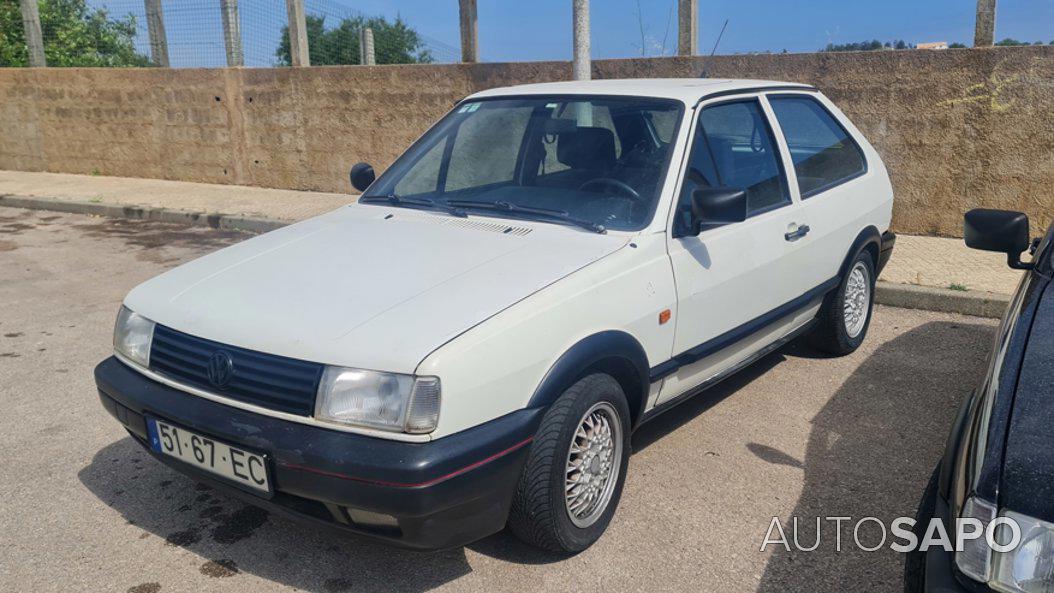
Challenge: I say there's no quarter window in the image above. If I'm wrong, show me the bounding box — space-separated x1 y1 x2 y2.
768 96 866 197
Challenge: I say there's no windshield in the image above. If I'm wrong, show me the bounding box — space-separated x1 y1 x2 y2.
363 96 684 231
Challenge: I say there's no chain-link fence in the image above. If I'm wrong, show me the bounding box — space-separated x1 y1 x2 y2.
1 0 460 68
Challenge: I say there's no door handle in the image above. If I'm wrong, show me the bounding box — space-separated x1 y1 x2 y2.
784 224 810 241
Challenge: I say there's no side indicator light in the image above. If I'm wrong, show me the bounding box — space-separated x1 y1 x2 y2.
659 309 671 325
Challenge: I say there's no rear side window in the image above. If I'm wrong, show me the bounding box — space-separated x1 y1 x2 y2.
768 96 866 197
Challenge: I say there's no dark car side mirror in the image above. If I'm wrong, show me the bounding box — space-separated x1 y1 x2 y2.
964 208 1033 270
349 162 376 193
687 187 748 235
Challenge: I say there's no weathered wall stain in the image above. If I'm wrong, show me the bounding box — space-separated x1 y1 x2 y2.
1 46 1051 237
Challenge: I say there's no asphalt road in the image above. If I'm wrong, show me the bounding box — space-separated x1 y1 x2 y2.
0 206 999 593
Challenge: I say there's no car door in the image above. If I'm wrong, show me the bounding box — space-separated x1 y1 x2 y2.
657 95 817 405
764 92 873 294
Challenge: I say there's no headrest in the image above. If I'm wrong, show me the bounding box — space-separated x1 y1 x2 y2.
556 126 617 170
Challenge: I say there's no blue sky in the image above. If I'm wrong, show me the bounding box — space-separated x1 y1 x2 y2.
345 0 1054 61
92 0 1054 67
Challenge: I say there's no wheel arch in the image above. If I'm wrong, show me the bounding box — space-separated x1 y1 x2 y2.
840 225 882 279
527 331 650 428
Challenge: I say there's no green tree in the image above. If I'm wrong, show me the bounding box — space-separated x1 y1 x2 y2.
949 42 967 48
0 0 151 67
0 1 23 66
820 39 915 52
994 38 1031 46
276 14 433 66
822 39 884 52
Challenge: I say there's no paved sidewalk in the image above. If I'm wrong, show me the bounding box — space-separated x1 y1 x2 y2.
881 234 1021 295
0 170 351 222
0 170 1023 300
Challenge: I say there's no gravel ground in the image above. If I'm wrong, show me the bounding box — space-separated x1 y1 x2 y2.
0 206 998 593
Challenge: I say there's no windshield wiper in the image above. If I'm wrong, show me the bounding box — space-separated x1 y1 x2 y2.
445 200 606 234
360 194 466 217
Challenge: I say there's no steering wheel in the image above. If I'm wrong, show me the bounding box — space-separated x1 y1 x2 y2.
578 178 642 202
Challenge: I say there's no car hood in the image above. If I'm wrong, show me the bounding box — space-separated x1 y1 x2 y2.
125 204 627 374
1000 277 1054 522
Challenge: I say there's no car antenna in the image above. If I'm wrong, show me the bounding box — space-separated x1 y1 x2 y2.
700 19 729 79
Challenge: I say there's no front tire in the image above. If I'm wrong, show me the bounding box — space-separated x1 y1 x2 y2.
904 464 940 593
810 250 876 355
507 373 631 553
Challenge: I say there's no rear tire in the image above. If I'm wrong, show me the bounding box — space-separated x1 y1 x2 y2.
507 373 631 553
810 250 875 355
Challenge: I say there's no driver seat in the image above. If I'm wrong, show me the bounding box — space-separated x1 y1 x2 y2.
556 127 617 174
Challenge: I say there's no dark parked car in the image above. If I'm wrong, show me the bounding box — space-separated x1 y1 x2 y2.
906 209 1054 592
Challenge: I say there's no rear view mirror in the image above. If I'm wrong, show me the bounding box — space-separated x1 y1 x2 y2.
543 118 578 135
964 208 1033 270
689 187 748 235
349 162 376 193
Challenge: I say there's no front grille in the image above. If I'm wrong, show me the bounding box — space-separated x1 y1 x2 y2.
149 324 324 416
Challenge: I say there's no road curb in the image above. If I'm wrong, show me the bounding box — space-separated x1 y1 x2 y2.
0 194 288 234
875 282 1010 319
2 193 1012 319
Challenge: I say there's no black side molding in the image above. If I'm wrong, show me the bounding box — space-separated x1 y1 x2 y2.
649 276 839 382
642 318 817 424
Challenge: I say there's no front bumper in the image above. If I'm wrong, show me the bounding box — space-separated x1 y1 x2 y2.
95 356 542 550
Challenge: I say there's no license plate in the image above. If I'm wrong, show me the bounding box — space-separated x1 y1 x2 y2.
146 417 271 494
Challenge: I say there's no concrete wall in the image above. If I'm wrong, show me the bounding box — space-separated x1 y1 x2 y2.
1 46 1051 237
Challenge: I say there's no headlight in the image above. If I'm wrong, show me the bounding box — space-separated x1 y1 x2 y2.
314 366 440 434
113 305 155 367
956 497 1046 593
992 511 1054 593
957 496 998 582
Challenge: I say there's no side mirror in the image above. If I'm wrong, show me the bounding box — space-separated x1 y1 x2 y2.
964 208 1033 270
688 187 748 235
349 162 376 193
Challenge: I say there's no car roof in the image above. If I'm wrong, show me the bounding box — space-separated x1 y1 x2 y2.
466 78 815 103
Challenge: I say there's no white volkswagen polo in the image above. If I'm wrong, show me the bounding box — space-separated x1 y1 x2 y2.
96 78 895 552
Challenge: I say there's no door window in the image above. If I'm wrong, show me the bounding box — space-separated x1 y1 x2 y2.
768 96 866 197
674 99 790 234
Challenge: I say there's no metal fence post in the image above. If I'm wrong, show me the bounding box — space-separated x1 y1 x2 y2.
220 0 244 67
974 0 996 47
360 27 375 65
572 0 590 81
459 0 478 63
285 0 311 67
144 0 170 67
677 0 698 55
19 0 46 67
